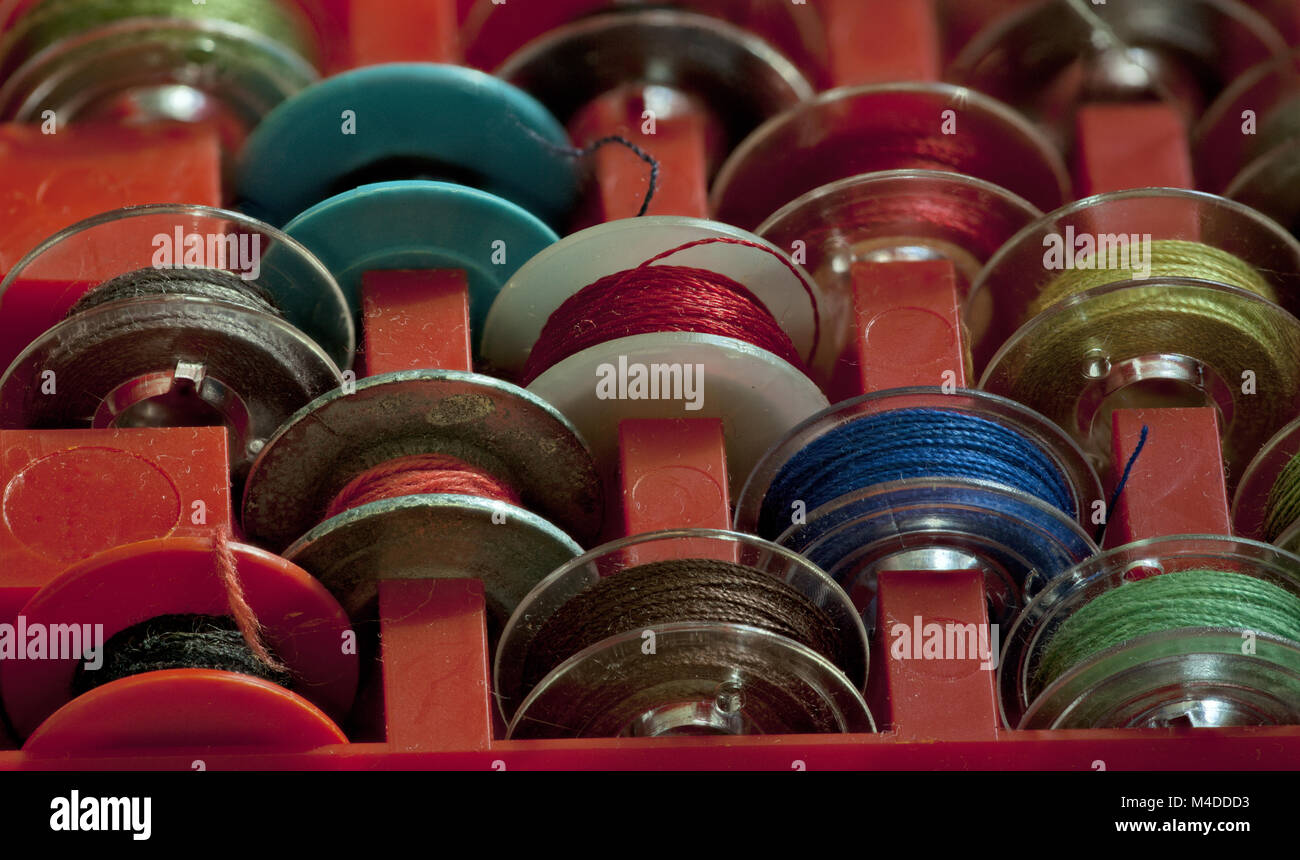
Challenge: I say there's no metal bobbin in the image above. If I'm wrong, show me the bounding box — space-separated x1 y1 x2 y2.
1001 535 1300 729
463 0 830 87
948 0 1287 151
495 8 814 173
241 370 603 622
754 169 1042 388
0 0 319 152
508 622 875 740
710 82 1070 231
235 63 578 228
493 528 871 722
735 388 1102 624
479 216 828 485
0 204 350 476
968 188 1300 478
1196 48 1300 234
0 535 358 745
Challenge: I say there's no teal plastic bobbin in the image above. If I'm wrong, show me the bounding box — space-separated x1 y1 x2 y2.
280 181 558 356
236 63 579 228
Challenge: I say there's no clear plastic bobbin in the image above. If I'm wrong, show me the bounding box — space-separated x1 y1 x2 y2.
1001 535 1300 729
494 528 870 722
0 203 350 475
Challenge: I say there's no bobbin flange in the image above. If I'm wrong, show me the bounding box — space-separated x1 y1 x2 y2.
236 63 578 228
0 536 358 742
1000 535 1300 729
969 189 1300 477
0 4 318 147
949 0 1286 149
495 9 813 162
281 181 558 355
735 388 1101 620
463 0 829 87
754 169 1042 385
494 528 870 720
1233 415 1300 548
1195 49 1300 232
283 494 584 625
710 82 1070 231
507 622 876 739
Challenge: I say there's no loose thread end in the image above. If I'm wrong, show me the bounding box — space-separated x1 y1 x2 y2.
1095 424 1150 544
213 529 288 675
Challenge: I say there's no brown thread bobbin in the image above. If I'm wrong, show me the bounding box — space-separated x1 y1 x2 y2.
518 558 852 696
509 626 866 739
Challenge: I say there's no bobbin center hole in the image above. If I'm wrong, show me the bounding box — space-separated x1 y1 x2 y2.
1077 352 1233 450
93 361 253 450
622 681 749 737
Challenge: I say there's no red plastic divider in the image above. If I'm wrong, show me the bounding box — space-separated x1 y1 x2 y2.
1106 408 1232 548
0 427 231 625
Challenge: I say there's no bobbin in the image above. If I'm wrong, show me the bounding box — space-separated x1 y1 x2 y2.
1195 48 1300 232
241 369 602 621
280 181 558 356
479 216 828 483
754 169 1042 387
494 528 870 720
494 8 813 171
968 188 1300 476
0 0 319 150
710 82 1070 232
235 63 578 228
948 0 1286 149
0 204 350 474
0 535 358 747
463 0 829 88
736 388 1101 621
508 622 875 740
1233 415 1300 547
1000 535 1300 729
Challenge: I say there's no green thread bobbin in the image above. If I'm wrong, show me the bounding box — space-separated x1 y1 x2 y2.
1027 239 1277 320
1034 568 1300 696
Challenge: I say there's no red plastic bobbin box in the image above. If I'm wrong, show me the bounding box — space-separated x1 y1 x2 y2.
3 0 1300 771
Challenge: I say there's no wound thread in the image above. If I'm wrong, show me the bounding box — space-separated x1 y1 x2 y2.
71 612 292 696
519 558 851 696
758 408 1076 540
324 453 522 520
65 266 283 319
214 528 284 673
1264 451 1300 542
1 0 315 76
1033 568 1300 696
1027 239 1277 321
522 237 817 384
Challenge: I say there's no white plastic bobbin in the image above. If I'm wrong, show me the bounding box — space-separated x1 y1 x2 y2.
480 216 829 483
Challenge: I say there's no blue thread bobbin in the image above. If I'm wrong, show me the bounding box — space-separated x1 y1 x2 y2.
735 388 1102 623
